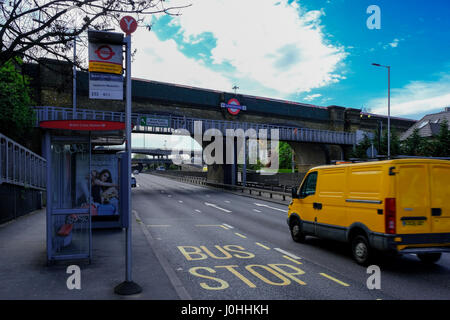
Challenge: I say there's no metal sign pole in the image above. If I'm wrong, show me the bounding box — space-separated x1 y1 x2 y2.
114 34 142 296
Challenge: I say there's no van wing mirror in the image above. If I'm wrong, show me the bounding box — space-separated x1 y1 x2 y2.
291 187 299 199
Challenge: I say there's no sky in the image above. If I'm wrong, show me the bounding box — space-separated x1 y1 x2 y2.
128 0 450 122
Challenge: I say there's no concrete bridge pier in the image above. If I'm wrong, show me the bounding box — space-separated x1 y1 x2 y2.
288 142 329 172
202 136 238 185
288 142 347 172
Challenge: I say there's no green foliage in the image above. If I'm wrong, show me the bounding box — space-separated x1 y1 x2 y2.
428 119 450 157
0 58 35 143
402 129 427 156
350 133 372 159
278 141 293 169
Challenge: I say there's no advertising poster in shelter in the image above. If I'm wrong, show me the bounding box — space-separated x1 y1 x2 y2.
76 154 120 216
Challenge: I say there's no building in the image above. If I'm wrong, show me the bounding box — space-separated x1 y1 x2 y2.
400 107 450 141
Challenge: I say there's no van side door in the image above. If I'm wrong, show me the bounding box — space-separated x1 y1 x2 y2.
298 171 319 235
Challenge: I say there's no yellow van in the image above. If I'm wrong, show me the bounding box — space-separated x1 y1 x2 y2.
287 159 450 265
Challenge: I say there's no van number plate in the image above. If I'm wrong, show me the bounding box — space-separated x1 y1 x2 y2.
402 220 424 226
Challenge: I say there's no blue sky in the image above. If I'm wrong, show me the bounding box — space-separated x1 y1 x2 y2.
131 0 450 120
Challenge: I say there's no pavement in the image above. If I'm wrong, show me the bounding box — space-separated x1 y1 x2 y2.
0 206 180 300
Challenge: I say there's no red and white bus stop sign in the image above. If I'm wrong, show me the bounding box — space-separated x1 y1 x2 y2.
120 16 138 35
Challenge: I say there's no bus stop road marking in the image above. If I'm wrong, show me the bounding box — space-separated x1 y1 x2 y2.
319 273 350 287
255 242 271 250
234 232 247 239
282 255 302 264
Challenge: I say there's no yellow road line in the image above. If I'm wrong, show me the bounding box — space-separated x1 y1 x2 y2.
282 255 303 264
255 242 271 250
234 232 247 239
319 273 350 287
195 225 228 230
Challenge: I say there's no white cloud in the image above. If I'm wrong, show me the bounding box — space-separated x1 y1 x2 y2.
389 38 400 48
132 30 232 91
368 74 450 118
304 93 322 101
142 0 347 97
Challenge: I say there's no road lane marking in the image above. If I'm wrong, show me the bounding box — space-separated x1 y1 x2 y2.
168 195 172 197
196 225 229 230
178 200 183 203
255 242 271 250
234 232 247 239
195 209 202 213
254 203 286 212
274 248 302 260
253 209 262 213
222 223 234 229
147 225 171 227
282 255 302 265
319 273 350 287
204 202 232 213
224 200 231 203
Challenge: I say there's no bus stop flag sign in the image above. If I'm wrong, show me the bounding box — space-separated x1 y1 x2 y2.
120 16 137 35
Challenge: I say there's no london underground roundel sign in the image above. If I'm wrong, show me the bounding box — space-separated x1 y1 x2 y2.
220 98 247 115
95 45 115 60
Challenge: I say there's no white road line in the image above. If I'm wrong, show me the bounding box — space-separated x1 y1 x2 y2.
224 200 231 203
168 195 172 197
274 248 302 260
204 202 232 213
178 200 183 203
195 209 202 213
222 223 234 229
254 203 286 212
253 209 262 213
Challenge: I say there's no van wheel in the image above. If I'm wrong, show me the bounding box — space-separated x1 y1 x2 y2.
417 253 441 264
290 219 305 243
351 235 371 266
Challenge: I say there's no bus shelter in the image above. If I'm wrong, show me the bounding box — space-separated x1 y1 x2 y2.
41 120 130 262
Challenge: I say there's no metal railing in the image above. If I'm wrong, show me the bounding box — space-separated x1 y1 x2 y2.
33 106 356 145
0 133 46 190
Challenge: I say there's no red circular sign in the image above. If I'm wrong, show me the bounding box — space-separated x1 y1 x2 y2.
227 98 241 115
95 45 115 60
120 16 138 35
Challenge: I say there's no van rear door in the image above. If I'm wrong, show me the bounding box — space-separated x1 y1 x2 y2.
429 163 450 233
396 163 431 234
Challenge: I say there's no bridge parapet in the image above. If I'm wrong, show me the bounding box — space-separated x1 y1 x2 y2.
34 106 356 145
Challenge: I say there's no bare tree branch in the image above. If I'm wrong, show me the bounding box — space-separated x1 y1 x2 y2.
0 0 192 67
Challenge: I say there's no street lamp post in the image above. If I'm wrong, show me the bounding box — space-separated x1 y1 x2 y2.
372 63 391 159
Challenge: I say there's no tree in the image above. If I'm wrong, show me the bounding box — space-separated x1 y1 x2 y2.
402 128 426 156
278 141 293 170
429 119 450 157
0 0 190 68
0 58 35 143
350 133 372 159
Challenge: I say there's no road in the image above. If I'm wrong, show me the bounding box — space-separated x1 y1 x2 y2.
132 173 450 300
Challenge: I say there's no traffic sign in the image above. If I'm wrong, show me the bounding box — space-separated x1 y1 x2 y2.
120 16 138 35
